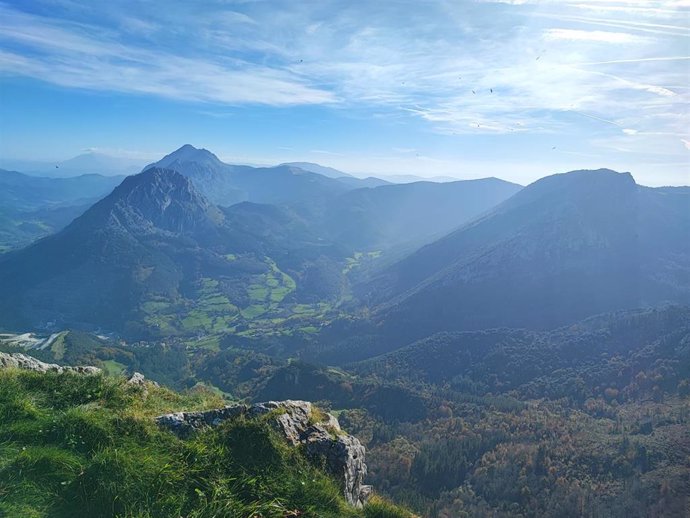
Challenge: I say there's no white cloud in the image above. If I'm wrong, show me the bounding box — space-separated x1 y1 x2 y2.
543 28 646 43
0 0 687 176
0 3 333 106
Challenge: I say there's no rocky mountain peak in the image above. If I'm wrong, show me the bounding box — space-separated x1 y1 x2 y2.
143 144 224 172
76 167 222 235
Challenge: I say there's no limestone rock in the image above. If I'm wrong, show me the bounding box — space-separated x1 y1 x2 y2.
155 400 371 507
127 371 159 387
0 352 101 375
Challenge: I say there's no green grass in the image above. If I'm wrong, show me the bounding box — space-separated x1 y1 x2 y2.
247 284 269 301
0 369 411 518
241 304 268 319
101 359 126 376
49 332 67 361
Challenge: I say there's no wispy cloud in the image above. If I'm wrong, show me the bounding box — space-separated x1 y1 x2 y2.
543 28 647 43
0 3 333 106
0 0 687 178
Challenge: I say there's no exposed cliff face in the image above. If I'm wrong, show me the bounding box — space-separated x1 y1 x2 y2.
0 352 101 375
156 400 372 507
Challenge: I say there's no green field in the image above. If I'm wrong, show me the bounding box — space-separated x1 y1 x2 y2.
136 256 340 343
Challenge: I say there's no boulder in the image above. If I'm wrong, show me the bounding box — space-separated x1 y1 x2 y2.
156 400 371 507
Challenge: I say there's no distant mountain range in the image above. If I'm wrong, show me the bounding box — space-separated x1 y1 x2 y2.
143 145 392 206
375 173 460 183
0 148 524 338
0 145 687 347
0 152 144 178
0 169 124 251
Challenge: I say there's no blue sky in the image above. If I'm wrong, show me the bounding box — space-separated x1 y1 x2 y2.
0 0 688 185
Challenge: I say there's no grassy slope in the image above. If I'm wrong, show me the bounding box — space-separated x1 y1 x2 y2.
0 369 410 518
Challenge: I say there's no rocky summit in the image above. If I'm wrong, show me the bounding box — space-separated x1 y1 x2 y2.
156 400 372 507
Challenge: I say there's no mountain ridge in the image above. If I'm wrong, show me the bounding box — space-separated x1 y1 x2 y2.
363 168 690 343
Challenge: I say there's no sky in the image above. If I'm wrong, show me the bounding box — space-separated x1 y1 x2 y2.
0 0 688 185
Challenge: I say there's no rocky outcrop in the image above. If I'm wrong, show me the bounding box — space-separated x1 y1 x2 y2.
0 352 101 375
156 400 372 507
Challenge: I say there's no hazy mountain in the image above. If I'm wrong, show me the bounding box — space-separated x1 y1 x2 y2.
143 145 244 205
0 169 125 251
0 168 346 336
144 145 354 207
377 173 459 183
365 169 690 343
334 176 391 188
0 169 124 211
323 177 522 253
277 162 391 188
0 152 144 178
279 161 352 178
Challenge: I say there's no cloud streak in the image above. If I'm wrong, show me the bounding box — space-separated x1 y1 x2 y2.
0 3 334 105
0 0 687 177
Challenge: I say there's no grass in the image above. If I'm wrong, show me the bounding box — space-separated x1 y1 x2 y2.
49 332 67 361
0 369 411 518
134 256 335 340
101 359 126 376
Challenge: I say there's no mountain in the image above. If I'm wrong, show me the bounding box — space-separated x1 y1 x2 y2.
0 152 144 178
365 169 690 343
279 161 352 178
377 173 459 183
323 177 522 253
0 169 125 251
335 176 391 188
278 162 391 188
144 145 354 207
142 147 521 256
0 168 348 337
0 169 124 211
0 168 224 333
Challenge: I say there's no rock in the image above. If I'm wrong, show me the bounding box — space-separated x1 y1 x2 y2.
156 400 371 507
127 371 159 387
155 405 246 437
0 352 101 375
303 423 371 507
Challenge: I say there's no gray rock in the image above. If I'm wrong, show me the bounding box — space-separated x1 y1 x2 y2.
155 400 371 507
0 352 101 375
127 371 159 387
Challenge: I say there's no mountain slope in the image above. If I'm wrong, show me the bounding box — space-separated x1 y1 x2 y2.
324 177 522 252
366 169 690 342
279 162 390 188
279 161 353 178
